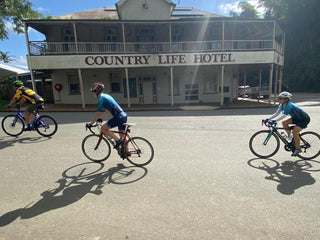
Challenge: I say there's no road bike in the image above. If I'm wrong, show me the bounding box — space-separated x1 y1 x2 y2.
82 123 154 166
249 120 320 160
1 107 58 137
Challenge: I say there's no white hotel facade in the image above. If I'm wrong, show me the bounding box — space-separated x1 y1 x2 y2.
24 0 285 108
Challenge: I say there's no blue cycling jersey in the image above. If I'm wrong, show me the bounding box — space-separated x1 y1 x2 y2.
276 102 309 122
97 93 125 116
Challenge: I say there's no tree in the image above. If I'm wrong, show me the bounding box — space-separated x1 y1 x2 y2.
230 1 260 19
0 0 43 40
260 0 320 91
0 51 14 63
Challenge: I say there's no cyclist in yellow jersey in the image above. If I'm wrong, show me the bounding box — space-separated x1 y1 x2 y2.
6 80 45 131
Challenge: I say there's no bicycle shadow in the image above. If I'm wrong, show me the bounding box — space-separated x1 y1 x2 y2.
0 136 52 150
248 158 320 195
0 162 148 227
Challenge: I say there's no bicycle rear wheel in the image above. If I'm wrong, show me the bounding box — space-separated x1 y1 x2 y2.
35 115 58 137
125 137 154 166
297 131 320 160
1 115 25 136
82 134 111 162
249 130 280 158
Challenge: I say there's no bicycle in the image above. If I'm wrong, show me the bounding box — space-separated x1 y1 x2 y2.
81 123 154 166
1 106 58 137
249 120 320 160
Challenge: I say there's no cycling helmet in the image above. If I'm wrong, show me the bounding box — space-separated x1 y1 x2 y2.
90 82 104 94
13 80 24 87
278 91 292 99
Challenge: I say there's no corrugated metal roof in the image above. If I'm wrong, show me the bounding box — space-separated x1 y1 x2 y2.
0 63 29 79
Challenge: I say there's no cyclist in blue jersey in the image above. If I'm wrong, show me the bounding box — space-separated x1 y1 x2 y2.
264 92 310 156
86 82 128 149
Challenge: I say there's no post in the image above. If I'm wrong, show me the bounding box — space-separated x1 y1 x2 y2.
258 67 262 102
220 65 224 106
268 64 274 104
78 69 85 108
125 68 130 108
24 23 36 91
170 67 174 106
274 65 279 104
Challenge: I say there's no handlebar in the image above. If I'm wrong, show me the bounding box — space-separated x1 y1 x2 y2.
262 119 277 128
85 123 101 134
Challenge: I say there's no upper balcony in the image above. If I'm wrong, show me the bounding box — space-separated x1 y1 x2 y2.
29 39 283 56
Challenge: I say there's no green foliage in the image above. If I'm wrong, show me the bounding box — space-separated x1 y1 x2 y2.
0 0 44 40
230 1 260 19
257 0 320 92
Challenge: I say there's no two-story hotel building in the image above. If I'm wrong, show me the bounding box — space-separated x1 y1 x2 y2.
23 0 285 108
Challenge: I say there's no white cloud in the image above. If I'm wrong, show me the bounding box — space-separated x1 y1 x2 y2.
218 0 266 17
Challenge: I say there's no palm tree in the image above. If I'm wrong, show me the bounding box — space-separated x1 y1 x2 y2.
0 51 14 63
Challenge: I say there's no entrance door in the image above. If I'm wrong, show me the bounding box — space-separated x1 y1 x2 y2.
141 76 156 104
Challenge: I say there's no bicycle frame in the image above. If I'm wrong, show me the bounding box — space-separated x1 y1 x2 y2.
89 124 141 157
264 124 290 146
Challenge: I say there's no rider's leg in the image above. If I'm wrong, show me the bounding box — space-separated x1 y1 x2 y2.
292 126 303 150
101 124 120 141
282 118 293 136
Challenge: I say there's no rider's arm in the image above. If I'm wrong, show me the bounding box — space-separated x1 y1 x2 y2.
274 113 288 122
268 104 282 120
91 112 104 125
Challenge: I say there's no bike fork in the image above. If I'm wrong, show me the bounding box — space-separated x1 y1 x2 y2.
94 134 104 150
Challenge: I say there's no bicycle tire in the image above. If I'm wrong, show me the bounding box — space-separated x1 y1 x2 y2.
124 137 154 166
1 115 25 137
82 134 111 162
35 115 58 137
297 131 320 160
249 130 280 158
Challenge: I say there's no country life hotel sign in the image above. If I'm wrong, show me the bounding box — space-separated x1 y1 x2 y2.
29 51 281 69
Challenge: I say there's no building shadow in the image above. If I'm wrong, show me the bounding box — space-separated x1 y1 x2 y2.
248 158 320 195
0 162 147 227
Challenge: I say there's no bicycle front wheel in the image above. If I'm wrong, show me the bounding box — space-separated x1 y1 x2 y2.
35 115 58 137
82 134 111 162
297 131 320 160
125 137 154 166
249 130 280 158
1 115 25 137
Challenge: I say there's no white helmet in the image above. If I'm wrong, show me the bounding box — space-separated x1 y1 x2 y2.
279 91 292 99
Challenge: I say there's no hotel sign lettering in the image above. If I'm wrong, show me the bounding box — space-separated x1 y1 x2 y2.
29 51 280 69
84 53 235 67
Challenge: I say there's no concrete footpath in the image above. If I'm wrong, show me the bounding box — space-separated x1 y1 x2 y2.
43 98 274 112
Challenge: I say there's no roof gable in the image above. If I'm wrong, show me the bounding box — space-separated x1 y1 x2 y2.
116 0 176 20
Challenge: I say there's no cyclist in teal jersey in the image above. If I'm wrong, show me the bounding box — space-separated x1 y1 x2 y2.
264 92 310 156
86 82 128 148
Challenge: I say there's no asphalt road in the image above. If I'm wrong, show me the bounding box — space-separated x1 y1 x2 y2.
0 94 320 240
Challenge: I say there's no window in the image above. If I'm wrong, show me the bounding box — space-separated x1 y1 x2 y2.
204 74 218 94
68 73 80 94
105 28 119 52
168 77 180 96
123 78 137 98
109 72 121 93
185 84 198 100
63 28 75 52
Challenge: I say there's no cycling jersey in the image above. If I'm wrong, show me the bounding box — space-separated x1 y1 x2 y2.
269 102 310 128
13 87 44 104
97 93 127 131
97 93 125 116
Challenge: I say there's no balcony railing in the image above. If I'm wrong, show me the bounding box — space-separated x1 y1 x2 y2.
29 40 281 56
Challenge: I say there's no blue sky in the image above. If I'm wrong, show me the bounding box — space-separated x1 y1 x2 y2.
1 0 264 68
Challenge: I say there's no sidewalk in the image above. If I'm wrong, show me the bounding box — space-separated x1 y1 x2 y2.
43 98 275 112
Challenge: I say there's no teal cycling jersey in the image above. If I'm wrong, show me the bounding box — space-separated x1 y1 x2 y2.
276 102 309 122
97 93 125 116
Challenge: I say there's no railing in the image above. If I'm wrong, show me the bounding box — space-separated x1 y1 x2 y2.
29 40 281 56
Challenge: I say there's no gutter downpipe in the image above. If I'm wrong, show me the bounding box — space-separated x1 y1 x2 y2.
122 23 130 108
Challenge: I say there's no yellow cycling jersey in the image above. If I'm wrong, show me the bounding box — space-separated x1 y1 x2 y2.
14 86 44 104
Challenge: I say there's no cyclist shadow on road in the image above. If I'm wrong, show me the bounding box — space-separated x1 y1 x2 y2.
0 136 52 150
0 162 148 227
248 158 319 195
